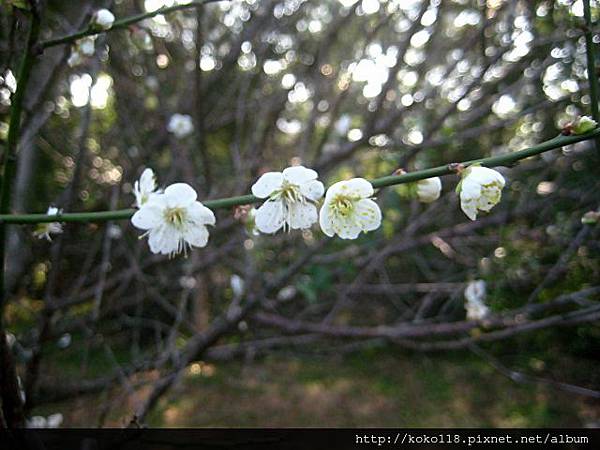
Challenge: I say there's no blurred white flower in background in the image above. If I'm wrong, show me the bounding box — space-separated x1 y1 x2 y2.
5 332 16 347
131 28 154 51
251 166 324 234
131 183 215 256
319 178 381 239
91 9 115 30
33 206 63 242
416 177 442 203
464 279 490 321
277 285 297 301
334 114 352 135
246 208 260 236
230 274 245 297
57 333 72 349
27 413 63 429
133 168 161 208
67 51 83 68
458 166 505 221
581 210 600 225
77 37 96 56
179 276 196 289
107 224 123 240
67 37 96 67
167 113 194 138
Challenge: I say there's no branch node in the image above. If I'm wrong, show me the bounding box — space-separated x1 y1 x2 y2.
447 163 465 174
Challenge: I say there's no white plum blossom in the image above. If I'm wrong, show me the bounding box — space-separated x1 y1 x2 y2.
133 168 161 207
459 166 505 221
34 207 63 242
319 178 381 239
167 114 194 138
464 280 490 320
416 177 442 203
91 9 115 31
571 115 597 135
251 166 324 234
131 183 215 257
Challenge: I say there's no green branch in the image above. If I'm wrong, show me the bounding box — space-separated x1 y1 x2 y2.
0 10 41 302
584 0 599 124
0 8 41 430
1 130 598 225
39 0 227 49
371 129 600 188
583 0 600 157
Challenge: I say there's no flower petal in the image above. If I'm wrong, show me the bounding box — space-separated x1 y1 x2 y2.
355 199 382 232
251 172 283 198
318 204 335 237
148 227 179 255
460 199 478 220
300 180 325 201
459 178 481 202
467 166 505 187
189 202 216 226
139 168 156 192
255 200 285 234
288 202 318 230
131 204 163 230
282 166 317 185
332 215 362 240
326 178 373 200
163 183 197 207
416 177 441 203
478 186 502 212
184 225 210 248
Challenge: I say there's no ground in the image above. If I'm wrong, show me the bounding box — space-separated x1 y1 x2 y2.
35 347 600 427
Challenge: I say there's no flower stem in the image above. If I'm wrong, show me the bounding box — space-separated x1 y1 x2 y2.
39 0 227 49
0 130 598 225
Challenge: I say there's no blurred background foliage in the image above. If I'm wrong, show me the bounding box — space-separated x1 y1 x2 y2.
0 0 599 426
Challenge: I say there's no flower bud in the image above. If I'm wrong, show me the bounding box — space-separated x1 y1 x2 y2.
571 115 597 135
91 9 115 31
416 177 442 203
458 166 505 221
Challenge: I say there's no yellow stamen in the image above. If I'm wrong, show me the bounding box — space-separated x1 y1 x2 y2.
164 207 187 228
330 195 355 217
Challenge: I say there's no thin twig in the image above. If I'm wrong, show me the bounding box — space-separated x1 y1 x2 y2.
39 0 228 49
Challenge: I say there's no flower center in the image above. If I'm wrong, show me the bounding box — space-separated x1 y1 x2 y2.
164 207 187 228
272 181 302 203
330 195 355 217
481 184 501 203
